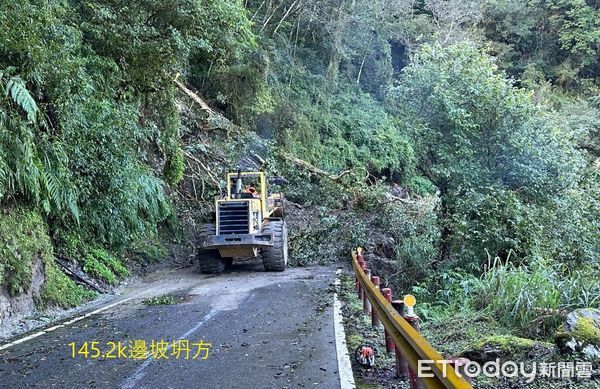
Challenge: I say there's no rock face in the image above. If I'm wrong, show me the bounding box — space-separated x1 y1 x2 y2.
0 256 45 327
0 207 53 332
555 308 600 360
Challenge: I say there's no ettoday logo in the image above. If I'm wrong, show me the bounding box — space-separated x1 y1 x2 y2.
418 359 593 383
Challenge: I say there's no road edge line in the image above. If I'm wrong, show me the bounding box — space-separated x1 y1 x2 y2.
334 268 356 389
0 296 134 351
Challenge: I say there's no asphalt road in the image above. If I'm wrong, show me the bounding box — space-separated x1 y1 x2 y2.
0 261 341 388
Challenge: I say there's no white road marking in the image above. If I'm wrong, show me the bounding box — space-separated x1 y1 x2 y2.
334 269 356 389
120 309 218 389
0 297 134 352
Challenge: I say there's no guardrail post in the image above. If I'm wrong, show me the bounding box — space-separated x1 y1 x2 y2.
405 314 425 389
356 251 365 266
370 276 380 327
381 288 394 353
357 258 366 299
363 269 372 314
391 300 409 379
355 252 361 294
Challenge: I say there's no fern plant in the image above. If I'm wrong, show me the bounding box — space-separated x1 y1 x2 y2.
3 75 39 124
0 69 79 220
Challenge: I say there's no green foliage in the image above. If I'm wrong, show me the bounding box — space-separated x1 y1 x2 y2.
533 176 600 266
57 98 171 247
407 176 438 197
288 207 369 266
163 144 185 186
413 269 483 315
193 48 270 124
388 43 597 268
419 308 512 361
127 238 169 263
445 186 538 269
239 5 599 339
41 256 95 308
0 0 597 345
549 0 600 78
0 0 257 262
558 95 600 161
143 294 183 306
274 75 415 185
83 256 115 284
83 248 128 285
390 43 583 194
89 248 129 278
375 193 441 283
3 75 39 124
445 173 599 269
0 69 79 219
395 45 599 336
482 0 599 86
75 0 254 92
56 230 131 284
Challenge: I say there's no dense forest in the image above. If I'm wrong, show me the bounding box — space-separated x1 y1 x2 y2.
0 0 598 356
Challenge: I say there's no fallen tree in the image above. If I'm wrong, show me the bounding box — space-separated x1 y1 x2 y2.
278 151 366 183
173 75 239 132
279 151 417 204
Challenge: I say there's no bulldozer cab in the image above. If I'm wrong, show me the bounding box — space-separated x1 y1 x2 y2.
227 171 268 216
224 171 284 222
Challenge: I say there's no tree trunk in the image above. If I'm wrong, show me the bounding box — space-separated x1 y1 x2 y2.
326 0 346 80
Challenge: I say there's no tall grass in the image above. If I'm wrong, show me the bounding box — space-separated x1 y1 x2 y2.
475 253 600 336
414 252 599 337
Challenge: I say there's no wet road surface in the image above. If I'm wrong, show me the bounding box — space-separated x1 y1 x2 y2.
0 261 340 388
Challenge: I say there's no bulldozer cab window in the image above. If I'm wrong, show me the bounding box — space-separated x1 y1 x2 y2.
230 176 262 199
242 186 260 198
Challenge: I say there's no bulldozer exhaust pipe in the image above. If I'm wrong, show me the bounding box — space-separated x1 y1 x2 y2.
235 169 243 198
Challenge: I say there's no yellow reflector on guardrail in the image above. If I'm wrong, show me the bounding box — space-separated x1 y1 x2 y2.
403 294 416 307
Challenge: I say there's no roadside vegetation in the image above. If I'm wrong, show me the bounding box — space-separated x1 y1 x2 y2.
0 0 598 380
143 294 184 306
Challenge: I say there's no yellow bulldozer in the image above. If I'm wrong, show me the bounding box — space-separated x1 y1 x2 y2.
197 170 288 273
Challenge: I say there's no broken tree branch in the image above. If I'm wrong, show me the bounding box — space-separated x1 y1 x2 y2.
183 150 222 192
260 2 282 33
279 151 359 182
273 0 300 34
173 75 213 113
173 74 237 132
54 256 106 293
279 151 421 206
251 0 267 22
384 193 415 204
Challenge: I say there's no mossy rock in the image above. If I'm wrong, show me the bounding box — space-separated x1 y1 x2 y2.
473 335 537 351
462 335 552 362
555 309 600 360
